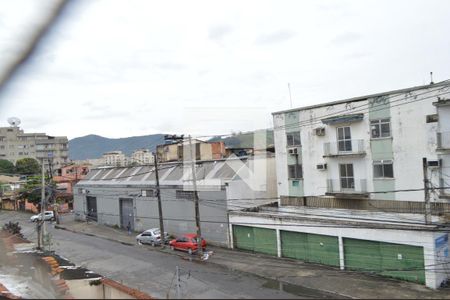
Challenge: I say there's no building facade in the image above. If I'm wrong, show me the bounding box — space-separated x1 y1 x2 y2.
102 151 127 167
0 125 68 169
272 81 450 203
228 81 450 289
130 149 154 165
156 140 226 163
73 155 277 247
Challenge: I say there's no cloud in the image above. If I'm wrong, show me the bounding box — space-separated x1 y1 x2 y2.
208 25 233 40
330 32 362 46
255 30 296 45
153 62 186 71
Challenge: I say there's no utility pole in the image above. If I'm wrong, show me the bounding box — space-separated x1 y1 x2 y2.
423 157 432 224
188 135 203 257
40 158 46 249
154 151 165 247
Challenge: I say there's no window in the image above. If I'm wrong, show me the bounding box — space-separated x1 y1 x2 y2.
426 114 438 123
142 189 155 197
288 164 302 179
286 131 301 147
373 160 394 178
340 164 354 189
371 119 391 138
176 190 195 200
337 127 352 152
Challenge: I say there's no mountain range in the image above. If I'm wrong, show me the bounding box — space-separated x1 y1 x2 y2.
68 130 274 161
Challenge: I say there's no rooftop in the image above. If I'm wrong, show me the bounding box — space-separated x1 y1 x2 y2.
272 80 450 115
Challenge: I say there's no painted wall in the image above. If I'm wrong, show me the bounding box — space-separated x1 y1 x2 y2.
273 85 450 202
229 213 450 289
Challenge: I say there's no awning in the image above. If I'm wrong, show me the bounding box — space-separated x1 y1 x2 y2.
321 113 364 125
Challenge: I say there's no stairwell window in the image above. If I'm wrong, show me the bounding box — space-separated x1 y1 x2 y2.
373 160 394 178
286 131 301 147
371 119 391 138
288 164 303 179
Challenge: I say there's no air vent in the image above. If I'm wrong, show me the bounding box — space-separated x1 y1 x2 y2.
316 163 327 170
314 127 325 136
427 160 441 167
288 148 298 155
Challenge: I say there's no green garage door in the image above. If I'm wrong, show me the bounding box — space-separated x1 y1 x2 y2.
281 231 340 267
233 225 277 256
344 238 425 284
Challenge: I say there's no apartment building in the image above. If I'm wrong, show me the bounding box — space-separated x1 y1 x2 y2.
131 149 154 165
102 151 127 167
0 125 68 169
229 81 450 289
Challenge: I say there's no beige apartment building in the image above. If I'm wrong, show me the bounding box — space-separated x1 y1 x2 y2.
0 125 68 170
131 148 154 165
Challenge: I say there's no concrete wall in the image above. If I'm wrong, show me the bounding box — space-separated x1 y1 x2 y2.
229 213 450 289
273 85 449 202
74 185 230 246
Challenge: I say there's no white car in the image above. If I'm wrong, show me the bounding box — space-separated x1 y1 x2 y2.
136 228 169 246
30 211 55 222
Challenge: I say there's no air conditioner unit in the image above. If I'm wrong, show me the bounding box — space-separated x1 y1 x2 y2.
427 160 441 168
314 127 325 136
288 148 298 155
316 163 327 170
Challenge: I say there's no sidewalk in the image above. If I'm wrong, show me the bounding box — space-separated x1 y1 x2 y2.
55 216 450 299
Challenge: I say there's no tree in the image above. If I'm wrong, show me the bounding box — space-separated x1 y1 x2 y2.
0 159 15 174
18 175 54 206
15 158 41 175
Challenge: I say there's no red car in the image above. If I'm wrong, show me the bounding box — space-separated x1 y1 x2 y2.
169 233 207 255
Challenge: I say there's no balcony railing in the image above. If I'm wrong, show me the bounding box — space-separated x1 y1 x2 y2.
437 132 450 150
327 179 367 194
323 139 365 157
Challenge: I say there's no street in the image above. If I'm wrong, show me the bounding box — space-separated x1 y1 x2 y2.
0 211 312 299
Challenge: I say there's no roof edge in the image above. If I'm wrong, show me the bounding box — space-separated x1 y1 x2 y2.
272 80 450 115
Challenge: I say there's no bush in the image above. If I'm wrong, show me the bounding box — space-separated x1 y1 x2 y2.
2 221 23 238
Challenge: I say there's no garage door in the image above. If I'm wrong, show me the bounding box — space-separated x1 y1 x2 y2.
344 238 425 284
233 225 277 256
281 231 339 267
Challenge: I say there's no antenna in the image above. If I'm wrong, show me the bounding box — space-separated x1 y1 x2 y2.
288 83 293 108
430 72 434 84
7 117 21 127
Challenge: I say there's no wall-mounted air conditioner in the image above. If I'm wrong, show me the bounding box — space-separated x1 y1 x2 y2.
288 148 298 155
314 127 325 136
316 163 327 170
427 160 441 168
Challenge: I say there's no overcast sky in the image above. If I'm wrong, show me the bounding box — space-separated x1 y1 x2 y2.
0 0 449 139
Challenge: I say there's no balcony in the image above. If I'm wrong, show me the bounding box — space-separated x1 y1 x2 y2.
323 139 365 157
326 179 368 197
437 132 450 150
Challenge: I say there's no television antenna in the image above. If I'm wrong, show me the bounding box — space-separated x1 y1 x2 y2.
7 117 21 127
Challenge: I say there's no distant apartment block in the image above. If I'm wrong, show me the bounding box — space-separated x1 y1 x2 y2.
131 149 154 165
0 124 68 169
102 151 127 167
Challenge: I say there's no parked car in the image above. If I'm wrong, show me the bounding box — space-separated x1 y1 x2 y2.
30 211 55 222
136 228 169 246
169 233 207 255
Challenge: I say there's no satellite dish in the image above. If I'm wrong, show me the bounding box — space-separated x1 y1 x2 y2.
7 117 21 127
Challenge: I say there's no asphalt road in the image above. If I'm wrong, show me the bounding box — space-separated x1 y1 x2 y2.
0 211 303 299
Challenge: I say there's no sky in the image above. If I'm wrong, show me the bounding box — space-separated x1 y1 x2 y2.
0 0 449 139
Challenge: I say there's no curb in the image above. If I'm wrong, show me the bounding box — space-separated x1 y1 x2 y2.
54 225 135 246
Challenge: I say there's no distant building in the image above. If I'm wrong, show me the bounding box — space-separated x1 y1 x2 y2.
102 151 127 167
156 139 226 162
0 124 68 170
53 164 90 195
131 149 154 165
